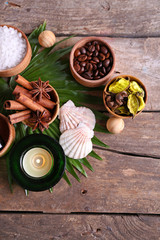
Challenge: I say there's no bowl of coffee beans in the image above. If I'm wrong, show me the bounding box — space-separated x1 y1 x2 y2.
70 37 115 87
103 75 147 118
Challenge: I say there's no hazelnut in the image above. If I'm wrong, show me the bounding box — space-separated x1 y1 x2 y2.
38 30 56 48
106 117 124 134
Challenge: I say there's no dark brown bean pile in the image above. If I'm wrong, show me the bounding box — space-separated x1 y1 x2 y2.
73 40 113 80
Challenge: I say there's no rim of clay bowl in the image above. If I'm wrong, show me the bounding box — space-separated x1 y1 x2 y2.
103 74 147 119
70 36 115 87
0 113 15 157
0 25 32 77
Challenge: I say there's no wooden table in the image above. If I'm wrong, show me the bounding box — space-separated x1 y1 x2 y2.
0 0 160 239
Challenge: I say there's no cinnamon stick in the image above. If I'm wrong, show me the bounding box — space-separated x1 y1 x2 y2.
4 100 27 110
15 75 32 90
13 85 57 110
15 93 51 117
8 110 31 124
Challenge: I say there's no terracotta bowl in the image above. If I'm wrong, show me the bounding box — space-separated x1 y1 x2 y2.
24 84 59 127
103 75 147 119
70 36 115 87
0 25 32 77
0 113 15 157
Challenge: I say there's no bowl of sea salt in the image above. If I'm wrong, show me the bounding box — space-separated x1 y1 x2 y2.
0 25 32 77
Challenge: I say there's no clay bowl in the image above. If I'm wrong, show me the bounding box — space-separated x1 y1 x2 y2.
24 84 59 128
0 113 15 157
103 75 147 119
70 36 115 87
0 25 32 77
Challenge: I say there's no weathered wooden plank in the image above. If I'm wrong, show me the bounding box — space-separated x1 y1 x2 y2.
1 0 160 37
55 36 160 111
0 213 160 240
0 146 160 214
96 112 160 158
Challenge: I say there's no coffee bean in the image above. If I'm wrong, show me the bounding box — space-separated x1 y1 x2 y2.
87 56 92 61
93 57 99 63
86 71 93 77
93 50 99 57
86 42 91 46
74 63 81 72
101 46 108 55
94 70 99 77
82 72 93 80
74 60 79 65
93 64 97 70
94 76 101 80
80 47 87 54
106 52 110 58
97 62 102 68
92 40 99 45
102 66 106 74
90 60 97 64
99 53 105 61
106 66 111 73
99 72 105 77
103 59 110 68
78 66 85 74
80 61 86 67
78 54 87 62
87 51 92 56
109 56 113 63
74 49 81 57
96 44 100 51
87 63 93 72
88 45 95 52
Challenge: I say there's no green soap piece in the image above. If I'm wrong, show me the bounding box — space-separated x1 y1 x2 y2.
127 94 140 116
137 96 145 111
109 78 130 93
129 81 144 96
116 106 130 115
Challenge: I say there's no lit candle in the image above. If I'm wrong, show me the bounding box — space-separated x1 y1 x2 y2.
22 147 54 178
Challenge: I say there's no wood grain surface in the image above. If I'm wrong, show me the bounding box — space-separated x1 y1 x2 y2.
0 213 160 240
0 144 160 214
1 0 160 37
0 0 160 237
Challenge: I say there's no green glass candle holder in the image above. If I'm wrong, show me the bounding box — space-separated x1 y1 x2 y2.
9 134 66 191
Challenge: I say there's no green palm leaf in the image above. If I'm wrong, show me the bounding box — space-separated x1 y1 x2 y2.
0 22 109 188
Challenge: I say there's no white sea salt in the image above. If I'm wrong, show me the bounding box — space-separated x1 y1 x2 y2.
0 26 27 70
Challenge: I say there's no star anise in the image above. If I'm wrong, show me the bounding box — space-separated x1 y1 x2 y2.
29 110 51 132
30 78 52 101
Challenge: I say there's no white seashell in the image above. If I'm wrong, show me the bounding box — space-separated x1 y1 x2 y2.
75 106 96 130
59 101 80 133
59 100 96 133
59 123 94 159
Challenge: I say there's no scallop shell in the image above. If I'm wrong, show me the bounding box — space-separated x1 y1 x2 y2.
59 100 96 133
76 106 96 130
59 100 80 133
59 123 94 159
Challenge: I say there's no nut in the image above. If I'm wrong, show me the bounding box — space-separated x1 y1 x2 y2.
38 30 56 48
106 117 124 134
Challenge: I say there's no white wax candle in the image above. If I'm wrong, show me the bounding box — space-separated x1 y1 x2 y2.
22 147 54 178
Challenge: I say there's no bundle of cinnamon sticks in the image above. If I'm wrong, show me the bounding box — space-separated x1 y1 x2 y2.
4 75 58 126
